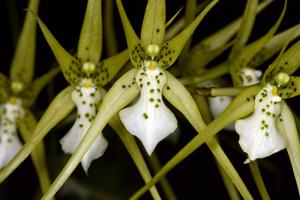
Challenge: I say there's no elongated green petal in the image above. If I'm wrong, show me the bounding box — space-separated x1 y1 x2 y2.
98 50 129 86
42 69 139 199
10 0 39 85
78 0 103 63
159 0 219 69
104 0 118 56
229 0 258 58
109 115 161 200
163 70 206 129
265 40 300 81
24 67 60 106
230 0 287 85
130 86 259 199
277 102 300 193
0 73 9 103
0 86 74 183
249 161 270 200
28 11 81 86
18 110 51 194
141 0 165 47
249 24 300 68
116 0 143 68
278 76 300 99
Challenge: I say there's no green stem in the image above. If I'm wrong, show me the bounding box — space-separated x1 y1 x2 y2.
249 161 270 200
216 162 240 200
148 153 177 200
109 115 161 200
179 62 229 85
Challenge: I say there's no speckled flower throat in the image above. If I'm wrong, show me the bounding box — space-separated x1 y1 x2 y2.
120 54 177 155
60 69 108 172
0 98 24 169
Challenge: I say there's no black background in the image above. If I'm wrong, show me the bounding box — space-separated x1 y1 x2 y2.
0 0 300 199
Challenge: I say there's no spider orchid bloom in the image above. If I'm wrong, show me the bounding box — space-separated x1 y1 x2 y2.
116 0 219 154
0 97 24 169
235 83 285 162
32 0 129 172
240 67 262 86
120 47 177 154
60 77 108 172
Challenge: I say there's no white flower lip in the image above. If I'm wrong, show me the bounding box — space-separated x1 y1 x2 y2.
235 83 285 162
60 80 108 172
0 98 24 170
119 62 177 155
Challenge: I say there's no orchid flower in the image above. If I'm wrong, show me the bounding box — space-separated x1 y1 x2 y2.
0 0 58 193
0 97 24 169
32 0 129 172
116 0 219 155
235 83 285 162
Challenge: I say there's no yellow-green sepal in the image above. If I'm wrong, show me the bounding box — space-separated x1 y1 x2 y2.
141 0 165 48
77 0 103 63
29 11 81 86
10 0 40 85
98 50 129 86
278 76 300 99
277 102 300 193
229 0 258 59
0 73 9 103
24 67 60 106
159 0 219 69
116 0 143 68
18 110 51 195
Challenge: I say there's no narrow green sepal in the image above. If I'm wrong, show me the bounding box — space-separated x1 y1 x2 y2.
42 69 139 199
18 110 51 194
141 0 165 48
248 24 300 68
116 0 143 68
0 73 9 103
230 0 287 85
28 10 81 86
265 40 300 82
163 70 206 129
24 67 60 106
98 50 129 86
77 0 103 63
277 102 300 193
159 0 219 69
229 0 258 58
0 86 74 183
10 0 40 85
278 76 300 99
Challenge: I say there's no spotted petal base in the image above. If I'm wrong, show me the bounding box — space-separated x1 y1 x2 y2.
235 84 285 162
60 83 108 172
119 64 177 155
0 98 24 170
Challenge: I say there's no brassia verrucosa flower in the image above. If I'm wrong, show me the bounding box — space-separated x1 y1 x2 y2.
28 0 131 172
0 0 57 193
116 0 219 155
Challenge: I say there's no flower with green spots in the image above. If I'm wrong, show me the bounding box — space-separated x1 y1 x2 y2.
0 0 58 173
31 0 129 172
116 0 219 154
0 97 24 169
235 83 285 162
